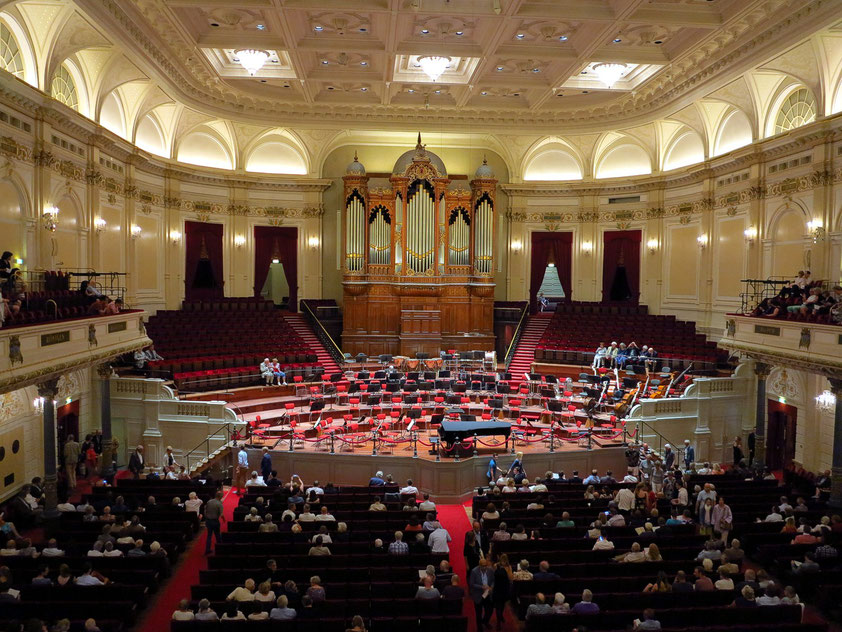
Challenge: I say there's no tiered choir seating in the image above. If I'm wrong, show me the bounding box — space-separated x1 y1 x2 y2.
145 298 326 391
0 479 216 632
534 302 723 372
179 484 468 632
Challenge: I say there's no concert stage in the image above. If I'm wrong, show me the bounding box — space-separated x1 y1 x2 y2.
239 444 628 503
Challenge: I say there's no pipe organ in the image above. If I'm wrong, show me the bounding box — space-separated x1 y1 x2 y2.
341 136 497 356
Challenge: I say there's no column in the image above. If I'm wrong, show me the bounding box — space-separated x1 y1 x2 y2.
97 364 116 480
38 378 60 514
828 377 842 509
753 361 771 469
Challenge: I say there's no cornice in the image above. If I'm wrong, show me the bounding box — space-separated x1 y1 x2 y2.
721 341 842 380
73 0 838 132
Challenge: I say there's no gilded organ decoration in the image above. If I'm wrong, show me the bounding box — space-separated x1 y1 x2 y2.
341 135 497 356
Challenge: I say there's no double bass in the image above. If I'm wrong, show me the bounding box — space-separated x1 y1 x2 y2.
650 364 693 400
615 373 650 417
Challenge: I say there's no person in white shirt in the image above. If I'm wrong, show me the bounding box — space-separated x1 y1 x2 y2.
57 499 76 512
260 358 274 386
103 542 123 557
418 494 436 511
315 506 335 522
616 487 635 512
400 479 419 495
172 599 195 621
41 539 65 557
87 542 104 557
763 506 783 522
428 523 452 554
185 492 203 514
76 564 106 586
592 533 615 550
245 471 265 487
306 481 324 496
298 504 317 522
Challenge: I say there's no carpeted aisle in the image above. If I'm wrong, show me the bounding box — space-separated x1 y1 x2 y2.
135 487 238 632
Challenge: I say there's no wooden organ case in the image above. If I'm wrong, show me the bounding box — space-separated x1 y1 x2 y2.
341 136 497 357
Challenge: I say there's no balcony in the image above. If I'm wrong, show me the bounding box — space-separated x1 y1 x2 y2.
0 311 150 392
721 314 842 373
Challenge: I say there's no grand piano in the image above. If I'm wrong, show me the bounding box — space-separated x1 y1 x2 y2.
438 420 512 449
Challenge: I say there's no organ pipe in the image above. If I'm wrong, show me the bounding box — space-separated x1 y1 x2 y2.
368 207 391 265
474 196 493 274
346 193 365 271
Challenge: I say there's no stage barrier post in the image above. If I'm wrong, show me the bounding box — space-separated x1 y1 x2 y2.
412 431 418 459
623 424 627 445
588 431 593 451
510 434 516 455
473 433 478 458
454 445 460 463
371 430 377 456
549 427 555 453
435 441 441 462
329 431 335 455
289 430 294 452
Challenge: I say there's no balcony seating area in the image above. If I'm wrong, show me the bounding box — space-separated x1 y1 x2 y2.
145 298 326 391
0 479 216 632
178 484 467 632
534 302 723 372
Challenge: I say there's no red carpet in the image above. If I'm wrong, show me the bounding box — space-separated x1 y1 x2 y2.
135 487 238 632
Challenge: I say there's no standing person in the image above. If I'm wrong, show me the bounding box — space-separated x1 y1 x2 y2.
486 454 500 484
747 432 756 467
506 452 525 479
469 558 495 629
128 445 145 479
234 445 249 494
63 435 81 490
260 447 272 482
662 444 675 471
204 490 225 555
683 439 695 471
0 251 12 279
164 446 178 470
712 496 733 544
492 553 513 629
733 437 744 466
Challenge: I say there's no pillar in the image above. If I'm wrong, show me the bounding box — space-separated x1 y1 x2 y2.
828 377 842 509
97 364 116 480
753 361 771 469
37 378 60 514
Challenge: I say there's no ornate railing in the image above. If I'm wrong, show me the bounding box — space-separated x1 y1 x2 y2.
504 301 530 369
301 299 345 367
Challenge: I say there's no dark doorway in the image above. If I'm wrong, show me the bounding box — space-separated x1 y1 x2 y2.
184 221 224 300
602 230 641 303
56 400 80 468
766 400 797 470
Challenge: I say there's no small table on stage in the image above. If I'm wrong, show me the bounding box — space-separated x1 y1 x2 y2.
438 420 512 453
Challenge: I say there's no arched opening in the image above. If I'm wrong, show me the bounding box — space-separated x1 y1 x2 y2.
767 86 817 137
245 139 307 174
663 131 704 171
523 146 582 180
713 109 753 156
177 130 233 169
595 143 651 179
135 114 167 157
99 91 126 139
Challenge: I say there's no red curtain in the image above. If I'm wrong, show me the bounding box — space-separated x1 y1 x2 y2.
254 226 298 311
529 232 573 312
602 230 641 303
184 221 224 300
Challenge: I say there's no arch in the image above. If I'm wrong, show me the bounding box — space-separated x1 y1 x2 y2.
50 59 89 117
767 203 810 278
832 74 842 115
176 128 233 170
0 13 36 87
765 84 817 137
99 90 126 139
523 141 583 181
244 133 308 175
662 130 705 171
134 112 168 157
594 141 652 179
0 176 27 261
713 108 753 156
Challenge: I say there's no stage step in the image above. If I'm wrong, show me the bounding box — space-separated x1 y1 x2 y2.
282 312 342 374
507 314 552 377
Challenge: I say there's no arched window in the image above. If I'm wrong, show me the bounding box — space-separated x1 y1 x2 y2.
0 22 24 79
774 88 816 135
51 65 78 111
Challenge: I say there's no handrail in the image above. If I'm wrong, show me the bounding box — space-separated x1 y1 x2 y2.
184 421 236 474
301 300 345 366
45 299 58 320
504 302 530 368
637 419 684 459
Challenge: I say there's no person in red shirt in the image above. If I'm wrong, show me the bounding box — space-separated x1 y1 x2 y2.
693 566 714 591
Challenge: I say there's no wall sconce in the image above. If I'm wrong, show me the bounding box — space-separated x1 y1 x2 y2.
807 219 825 243
233 234 246 248
130 224 142 240
42 206 59 232
169 230 182 244
33 397 45 413
581 241 593 255
307 236 321 250
510 239 522 253
743 226 757 245
697 234 708 249
816 389 836 414
94 218 107 235
646 238 658 255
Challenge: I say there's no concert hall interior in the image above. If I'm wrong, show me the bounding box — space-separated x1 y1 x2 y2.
2 1 842 631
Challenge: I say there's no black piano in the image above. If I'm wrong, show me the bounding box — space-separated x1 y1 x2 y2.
438 420 512 449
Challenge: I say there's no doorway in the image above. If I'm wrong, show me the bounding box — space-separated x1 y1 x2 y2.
55 400 80 470
766 400 797 470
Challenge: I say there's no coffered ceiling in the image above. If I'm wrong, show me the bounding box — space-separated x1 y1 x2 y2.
73 0 839 130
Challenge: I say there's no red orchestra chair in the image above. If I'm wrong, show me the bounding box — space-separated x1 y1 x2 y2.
562 404 577 426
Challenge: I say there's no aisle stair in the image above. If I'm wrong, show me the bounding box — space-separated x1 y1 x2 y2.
507 312 553 376
282 312 342 375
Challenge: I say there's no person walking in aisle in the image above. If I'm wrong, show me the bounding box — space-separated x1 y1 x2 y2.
234 445 249 494
63 435 80 490
204 491 225 554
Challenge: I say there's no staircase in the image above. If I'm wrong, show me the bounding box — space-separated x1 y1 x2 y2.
282 313 342 375
507 312 553 377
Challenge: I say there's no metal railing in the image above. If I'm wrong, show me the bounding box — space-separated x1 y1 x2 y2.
301 300 345 367
183 421 238 474
504 301 530 369
636 419 684 458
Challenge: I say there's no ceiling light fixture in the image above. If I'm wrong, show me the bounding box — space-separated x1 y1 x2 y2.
417 55 451 81
360 61 367 65
256 24 265 30
559 35 568 41
234 49 270 75
592 62 627 88
516 33 525 39
421 28 429 34
613 38 622 43
314 25 323 31
456 31 463 36
496 66 504 71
